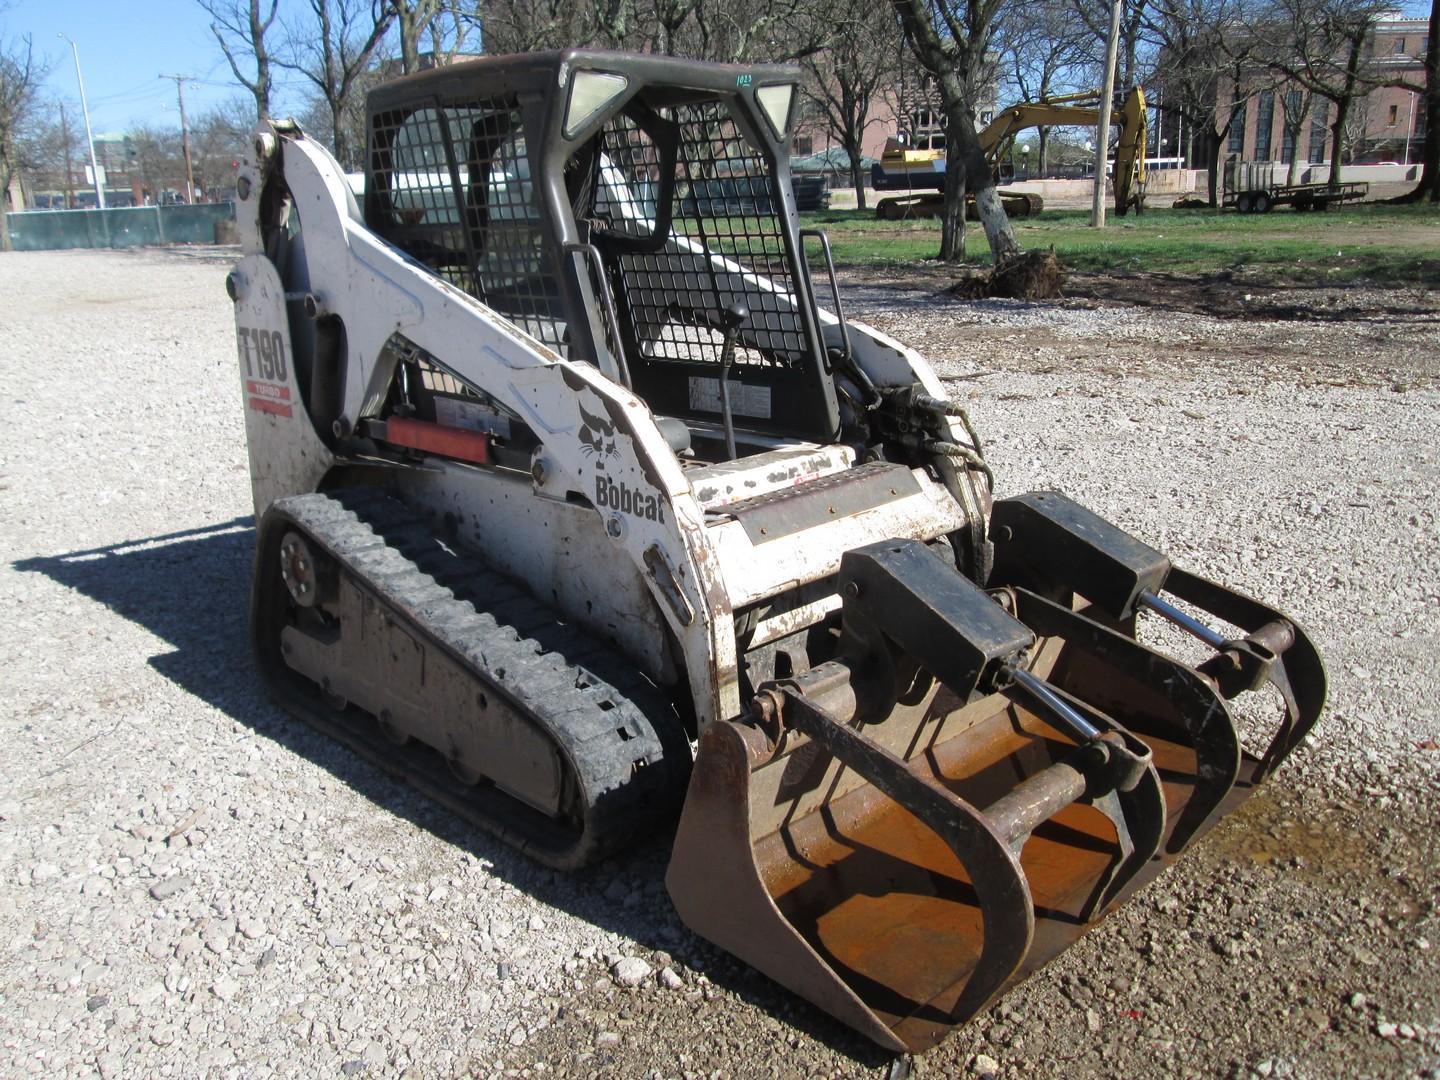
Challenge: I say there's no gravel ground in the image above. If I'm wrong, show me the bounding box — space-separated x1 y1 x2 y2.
1 247 1437 1080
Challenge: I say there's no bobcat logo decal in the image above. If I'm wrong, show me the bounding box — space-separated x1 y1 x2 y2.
577 396 619 466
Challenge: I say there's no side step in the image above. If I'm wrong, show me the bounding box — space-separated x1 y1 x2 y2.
250 488 689 870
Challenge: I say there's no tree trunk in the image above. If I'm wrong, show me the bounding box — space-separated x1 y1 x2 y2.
1286 140 1301 185
940 165 967 262
333 109 348 171
1328 99 1349 192
1326 33 1366 192
973 187 1019 262
395 3 424 74
1421 0 1439 200
0 206 11 253
848 142 867 211
1398 0 1439 201
1205 131 1221 206
249 0 273 120
947 105 1020 263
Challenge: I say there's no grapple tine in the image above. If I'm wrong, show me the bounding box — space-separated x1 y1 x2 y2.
773 687 1034 1035
1011 588 1242 855
1161 568 1329 783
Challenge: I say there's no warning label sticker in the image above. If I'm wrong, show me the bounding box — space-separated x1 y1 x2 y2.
688 377 772 419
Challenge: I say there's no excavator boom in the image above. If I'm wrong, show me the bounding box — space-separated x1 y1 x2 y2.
874 86 1149 217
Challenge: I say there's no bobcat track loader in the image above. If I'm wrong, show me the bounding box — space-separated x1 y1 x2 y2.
227 50 1326 1054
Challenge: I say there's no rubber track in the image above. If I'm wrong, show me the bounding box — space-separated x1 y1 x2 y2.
255 488 689 869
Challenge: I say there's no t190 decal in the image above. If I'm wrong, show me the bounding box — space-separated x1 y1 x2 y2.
238 326 293 417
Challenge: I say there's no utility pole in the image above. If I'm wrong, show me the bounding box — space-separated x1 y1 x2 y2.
160 74 196 203
59 34 105 209
1091 0 1123 228
60 104 76 209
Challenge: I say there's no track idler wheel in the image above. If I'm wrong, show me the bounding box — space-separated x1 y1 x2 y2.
279 531 322 607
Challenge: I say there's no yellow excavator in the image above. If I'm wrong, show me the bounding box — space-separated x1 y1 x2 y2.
873 86 1149 219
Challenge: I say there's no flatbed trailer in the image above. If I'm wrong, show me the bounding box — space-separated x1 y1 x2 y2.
1222 159 1367 213
1227 181 1368 213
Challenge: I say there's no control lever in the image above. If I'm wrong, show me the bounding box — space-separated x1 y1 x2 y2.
717 302 748 461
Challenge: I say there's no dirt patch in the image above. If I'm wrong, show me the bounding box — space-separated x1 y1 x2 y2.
949 249 1068 301
841 262 1440 325
1063 269 1440 323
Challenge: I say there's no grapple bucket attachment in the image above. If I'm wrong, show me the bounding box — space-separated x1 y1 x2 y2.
667 494 1326 1054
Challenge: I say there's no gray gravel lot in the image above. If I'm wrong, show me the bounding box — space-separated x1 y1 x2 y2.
1 247 1437 1080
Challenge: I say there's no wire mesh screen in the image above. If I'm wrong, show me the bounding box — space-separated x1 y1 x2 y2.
594 102 809 370
369 101 568 355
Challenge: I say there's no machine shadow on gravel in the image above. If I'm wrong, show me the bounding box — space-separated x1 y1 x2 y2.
12 520 902 1068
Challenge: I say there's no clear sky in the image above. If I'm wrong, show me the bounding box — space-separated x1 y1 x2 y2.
7 0 308 135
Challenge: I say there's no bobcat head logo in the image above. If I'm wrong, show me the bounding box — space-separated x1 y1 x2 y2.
577 395 619 467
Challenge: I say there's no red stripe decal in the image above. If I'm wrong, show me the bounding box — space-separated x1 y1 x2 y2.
384 416 491 465
245 380 292 401
249 397 294 417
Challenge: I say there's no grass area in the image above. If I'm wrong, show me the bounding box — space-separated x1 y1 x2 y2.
798 202 1440 284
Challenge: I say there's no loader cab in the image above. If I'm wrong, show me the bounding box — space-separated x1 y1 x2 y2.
364 50 842 461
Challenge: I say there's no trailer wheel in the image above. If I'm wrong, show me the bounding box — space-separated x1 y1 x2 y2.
876 199 901 221
1253 191 1273 214
1236 193 1255 214
1294 195 1313 212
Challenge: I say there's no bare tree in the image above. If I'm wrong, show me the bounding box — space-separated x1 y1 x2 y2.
689 0 833 61
1073 0 1152 89
278 0 394 170
1277 85 1313 183
125 123 188 200
480 0 831 60
191 98 255 197
201 0 283 122
1252 0 1390 191
995 0 1090 173
480 0 612 52
1389 0 1436 202
638 0 703 54
388 0 470 72
892 0 1021 262
800 1 902 209
425 3 477 61
1 22 44 250
16 96 83 204
1146 0 1258 204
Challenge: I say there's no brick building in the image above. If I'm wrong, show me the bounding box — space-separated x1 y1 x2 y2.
1223 16 1428 167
